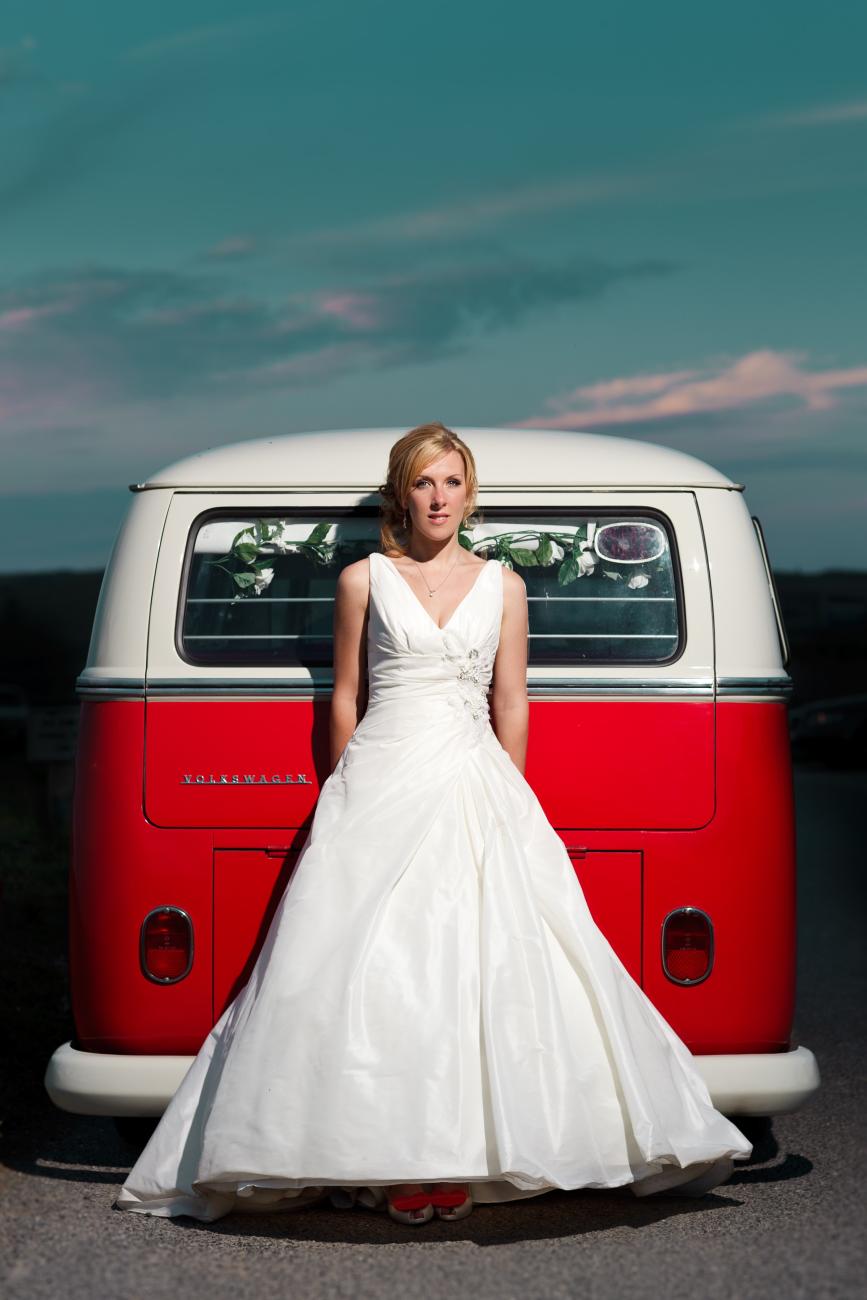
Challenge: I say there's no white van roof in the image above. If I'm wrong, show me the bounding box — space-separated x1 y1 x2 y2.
136 427 740 491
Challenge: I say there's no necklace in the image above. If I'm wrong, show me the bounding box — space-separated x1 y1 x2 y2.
407 552 461 597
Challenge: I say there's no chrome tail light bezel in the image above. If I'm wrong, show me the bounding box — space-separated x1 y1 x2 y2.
140 905 194 984
661 905 714 985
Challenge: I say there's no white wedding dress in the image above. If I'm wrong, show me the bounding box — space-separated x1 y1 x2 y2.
115 551 752 1220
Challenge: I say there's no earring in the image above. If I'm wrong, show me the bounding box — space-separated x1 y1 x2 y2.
403 508 409 529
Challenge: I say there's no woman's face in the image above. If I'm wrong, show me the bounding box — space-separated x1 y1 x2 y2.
404 449 470 542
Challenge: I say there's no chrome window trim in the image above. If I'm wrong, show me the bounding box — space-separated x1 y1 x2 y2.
140 905 194 985
661 906 714 986
751 515 791 670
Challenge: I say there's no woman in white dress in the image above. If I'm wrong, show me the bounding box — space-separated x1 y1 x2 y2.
114 423 753 1227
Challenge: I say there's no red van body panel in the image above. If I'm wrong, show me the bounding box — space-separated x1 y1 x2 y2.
72 695 795 1057
145 698 714 830
144 700 327 828
71 702 213 1052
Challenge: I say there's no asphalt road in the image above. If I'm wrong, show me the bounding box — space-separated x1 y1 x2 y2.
1 762 864 1300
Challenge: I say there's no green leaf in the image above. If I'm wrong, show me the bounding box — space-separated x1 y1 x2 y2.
232 571 257 590
306 521 331 545
235 542 258 565
508 547 539 567
535 535 553 565
557 555 582 585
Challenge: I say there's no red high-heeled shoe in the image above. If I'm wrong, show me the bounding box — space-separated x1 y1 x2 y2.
428 1183 473 1219
386 1184 434 1225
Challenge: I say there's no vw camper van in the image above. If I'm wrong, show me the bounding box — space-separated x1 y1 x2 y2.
44 427 820 1124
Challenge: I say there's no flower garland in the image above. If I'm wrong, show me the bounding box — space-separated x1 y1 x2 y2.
206 520 338 597
208 519 665 597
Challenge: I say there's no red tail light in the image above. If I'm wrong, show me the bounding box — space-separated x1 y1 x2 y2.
141 907 194 983
661 907 713 985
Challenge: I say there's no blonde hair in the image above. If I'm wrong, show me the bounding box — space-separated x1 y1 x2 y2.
378 422 482 557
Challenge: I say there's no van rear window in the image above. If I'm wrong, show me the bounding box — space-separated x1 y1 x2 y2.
180 509 682 668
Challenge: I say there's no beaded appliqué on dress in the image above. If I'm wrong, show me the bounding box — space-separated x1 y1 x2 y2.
441 634 497 734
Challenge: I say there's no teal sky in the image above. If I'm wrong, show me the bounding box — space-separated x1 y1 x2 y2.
1 0 866 570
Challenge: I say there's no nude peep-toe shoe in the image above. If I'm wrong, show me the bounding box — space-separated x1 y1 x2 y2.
386 1184 434 1226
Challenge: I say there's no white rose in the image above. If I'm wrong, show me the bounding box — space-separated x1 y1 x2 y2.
627 572 649 589
578 551 596 574
253 567 275 594
550 540 565 562
273 525 296 554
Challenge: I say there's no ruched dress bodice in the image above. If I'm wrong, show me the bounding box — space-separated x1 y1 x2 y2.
365 550 502 738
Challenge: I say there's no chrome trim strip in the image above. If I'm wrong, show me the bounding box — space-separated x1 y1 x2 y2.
132 482 746 493
76 678 147 700
527 678 714 697
717 676 793 699
77 676 144 691
79 675 715 699
78 674 792 700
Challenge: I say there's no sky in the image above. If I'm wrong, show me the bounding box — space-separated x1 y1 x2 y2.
1 0 866 572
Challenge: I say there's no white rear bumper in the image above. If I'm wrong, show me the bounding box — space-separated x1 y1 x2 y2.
45 1041 821 1118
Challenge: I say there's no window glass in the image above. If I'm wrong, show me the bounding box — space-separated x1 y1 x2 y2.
181 510 681 667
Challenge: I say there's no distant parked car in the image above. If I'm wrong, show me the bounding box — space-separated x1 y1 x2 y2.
788 694 867 767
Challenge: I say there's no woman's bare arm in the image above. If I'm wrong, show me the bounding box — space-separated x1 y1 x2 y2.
330 558 370 771
490 567 529 774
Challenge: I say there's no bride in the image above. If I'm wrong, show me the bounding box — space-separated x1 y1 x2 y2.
114 422 752 1227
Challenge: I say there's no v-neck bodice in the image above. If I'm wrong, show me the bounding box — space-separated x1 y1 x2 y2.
379 552 493 633
365 550 504 738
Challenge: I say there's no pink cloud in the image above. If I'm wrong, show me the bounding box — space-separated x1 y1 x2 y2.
571 369 700 403
300 175 647 249
0 301 74 332
0 370 100 425
212 341 372 385
513 349 867 429
314 292 381 330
